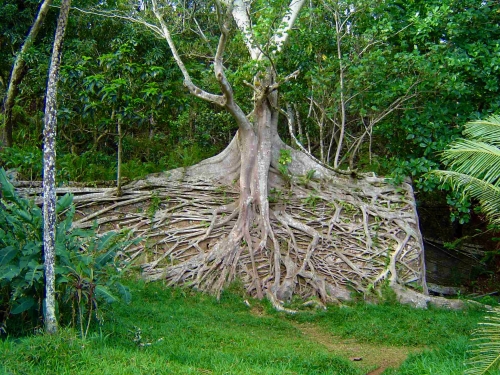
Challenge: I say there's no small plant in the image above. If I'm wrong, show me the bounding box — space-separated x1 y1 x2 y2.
303 194 320 208
147 192 162 220
339 201 358 215
269 187 290 204
0 145 43 181
278 149 292 166
298 169 316 187
278 149 292 185
130 326 152 347
0 168 132 336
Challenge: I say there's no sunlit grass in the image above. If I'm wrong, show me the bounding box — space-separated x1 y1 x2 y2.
287 299 484 347
0 278 486 375
1 279 361 375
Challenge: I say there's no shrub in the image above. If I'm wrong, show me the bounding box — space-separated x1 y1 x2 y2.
0 145 43 181
0 168 133 337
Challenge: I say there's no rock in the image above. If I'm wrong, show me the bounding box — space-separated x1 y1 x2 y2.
427 283 464 296
428 296 465 309
393 285 430 309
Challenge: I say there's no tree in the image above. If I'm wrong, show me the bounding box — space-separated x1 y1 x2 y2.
427 115 500 228
283 0 420 170
43 0 72 334
377 0 500 190
67 0 429 307
2 0 53 148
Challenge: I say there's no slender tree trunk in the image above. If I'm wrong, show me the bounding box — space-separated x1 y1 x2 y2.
117 116 123 196
319 112 325 163
42 0 71 335
333 9 346 169
2 0 53 148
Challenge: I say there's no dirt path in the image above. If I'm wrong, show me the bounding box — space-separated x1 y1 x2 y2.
293 322 421 375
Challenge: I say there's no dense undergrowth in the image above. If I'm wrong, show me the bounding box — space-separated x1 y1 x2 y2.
0 277 488 375
0 141 219 183
0 168 133 336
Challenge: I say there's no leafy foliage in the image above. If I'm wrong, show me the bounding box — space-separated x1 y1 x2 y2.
466 307 500 375
277 148 292 184
0 145 43 180
0 168 132 336
427 115 500 227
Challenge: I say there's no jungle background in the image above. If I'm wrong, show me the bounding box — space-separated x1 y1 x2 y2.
2 0 499 291
1 1 500 374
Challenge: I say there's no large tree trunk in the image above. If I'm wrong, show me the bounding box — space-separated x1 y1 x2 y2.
28 0 432 309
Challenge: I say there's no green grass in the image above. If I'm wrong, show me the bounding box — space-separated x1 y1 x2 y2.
0 279 361 375
0 278 488 375
385 337 472 375
285 300 486 374
287 300 484 347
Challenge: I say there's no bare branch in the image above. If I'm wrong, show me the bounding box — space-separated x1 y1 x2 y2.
282 104 342 174
214 0 253 131
72 7 164 38
268 69 300 92
150 0 225 105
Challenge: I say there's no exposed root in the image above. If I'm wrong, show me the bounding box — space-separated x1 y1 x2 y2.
17 167 429 307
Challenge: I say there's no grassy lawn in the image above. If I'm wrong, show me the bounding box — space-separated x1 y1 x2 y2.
0 278 487 375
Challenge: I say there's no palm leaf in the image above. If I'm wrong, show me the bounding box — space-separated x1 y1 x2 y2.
440 139 500 186
465 307 500 375
463 115 500 147
426 114 500 228
428 170 500 226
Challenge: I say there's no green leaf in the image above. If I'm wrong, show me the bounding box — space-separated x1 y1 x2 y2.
11 296 35 314
25 261 43 285
97 231 119 252
426 115 500 227
95 249 116 269
95 285 117 304
22 242 41 256
15 209 32 223
0 265 21 281
56 193 73 213
115 282 132 304
465 307 500 374
0 246 18 266
0 168 17 201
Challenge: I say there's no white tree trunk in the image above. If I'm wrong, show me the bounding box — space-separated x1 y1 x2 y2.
42 0 71 335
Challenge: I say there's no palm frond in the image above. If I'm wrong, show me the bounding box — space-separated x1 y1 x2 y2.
440 139 500 186
428 170 500 227
428 116 500 375
465 307 500 375
464 115 500 147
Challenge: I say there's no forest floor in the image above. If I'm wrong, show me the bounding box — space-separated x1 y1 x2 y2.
0 276 487 375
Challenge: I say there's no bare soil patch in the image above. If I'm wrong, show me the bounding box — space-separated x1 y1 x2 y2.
293 322 421 375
